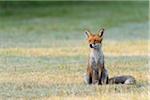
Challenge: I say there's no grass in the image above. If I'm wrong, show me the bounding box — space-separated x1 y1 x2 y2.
0 1 149 99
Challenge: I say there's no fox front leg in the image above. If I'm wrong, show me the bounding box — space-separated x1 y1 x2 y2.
99 68 109 85
100 68 109 84
92 70 99 84
98 68 102 85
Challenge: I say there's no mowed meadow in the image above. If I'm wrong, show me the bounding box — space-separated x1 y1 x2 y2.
0 1 149 99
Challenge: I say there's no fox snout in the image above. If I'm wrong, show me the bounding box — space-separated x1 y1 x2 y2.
89 43 100 49
89 44 93 48
89 44 96 48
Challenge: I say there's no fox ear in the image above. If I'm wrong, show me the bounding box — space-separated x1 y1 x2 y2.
98 28 104 37
84 30 91 38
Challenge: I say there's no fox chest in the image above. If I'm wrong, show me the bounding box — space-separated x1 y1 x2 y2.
89 54 104 70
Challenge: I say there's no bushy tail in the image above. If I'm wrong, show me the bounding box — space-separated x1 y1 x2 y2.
108 75 136 85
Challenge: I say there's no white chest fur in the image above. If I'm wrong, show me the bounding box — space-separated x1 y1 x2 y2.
89 48 104 67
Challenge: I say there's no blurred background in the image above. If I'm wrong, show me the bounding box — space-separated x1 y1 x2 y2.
0 1 148 47
0 1 149 98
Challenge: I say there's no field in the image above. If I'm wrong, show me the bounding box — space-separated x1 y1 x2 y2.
0 1 149 99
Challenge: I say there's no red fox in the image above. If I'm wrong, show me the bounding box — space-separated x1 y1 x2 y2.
84 28 108 85
84 28 136 85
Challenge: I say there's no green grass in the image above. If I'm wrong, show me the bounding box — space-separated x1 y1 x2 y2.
0 1 149 99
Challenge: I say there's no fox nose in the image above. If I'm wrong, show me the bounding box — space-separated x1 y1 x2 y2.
89 44 93 48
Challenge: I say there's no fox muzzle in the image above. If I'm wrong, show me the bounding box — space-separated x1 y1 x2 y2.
89 44 93 48
89 43 101 49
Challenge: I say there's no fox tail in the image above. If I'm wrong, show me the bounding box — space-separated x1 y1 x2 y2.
108 75 136 85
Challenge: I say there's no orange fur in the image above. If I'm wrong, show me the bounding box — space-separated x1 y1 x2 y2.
88 34 103 44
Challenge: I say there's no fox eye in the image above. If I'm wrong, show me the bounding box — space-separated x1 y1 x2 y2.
89 40 91 42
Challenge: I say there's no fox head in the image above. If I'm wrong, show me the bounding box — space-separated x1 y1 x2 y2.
85 28 104 49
